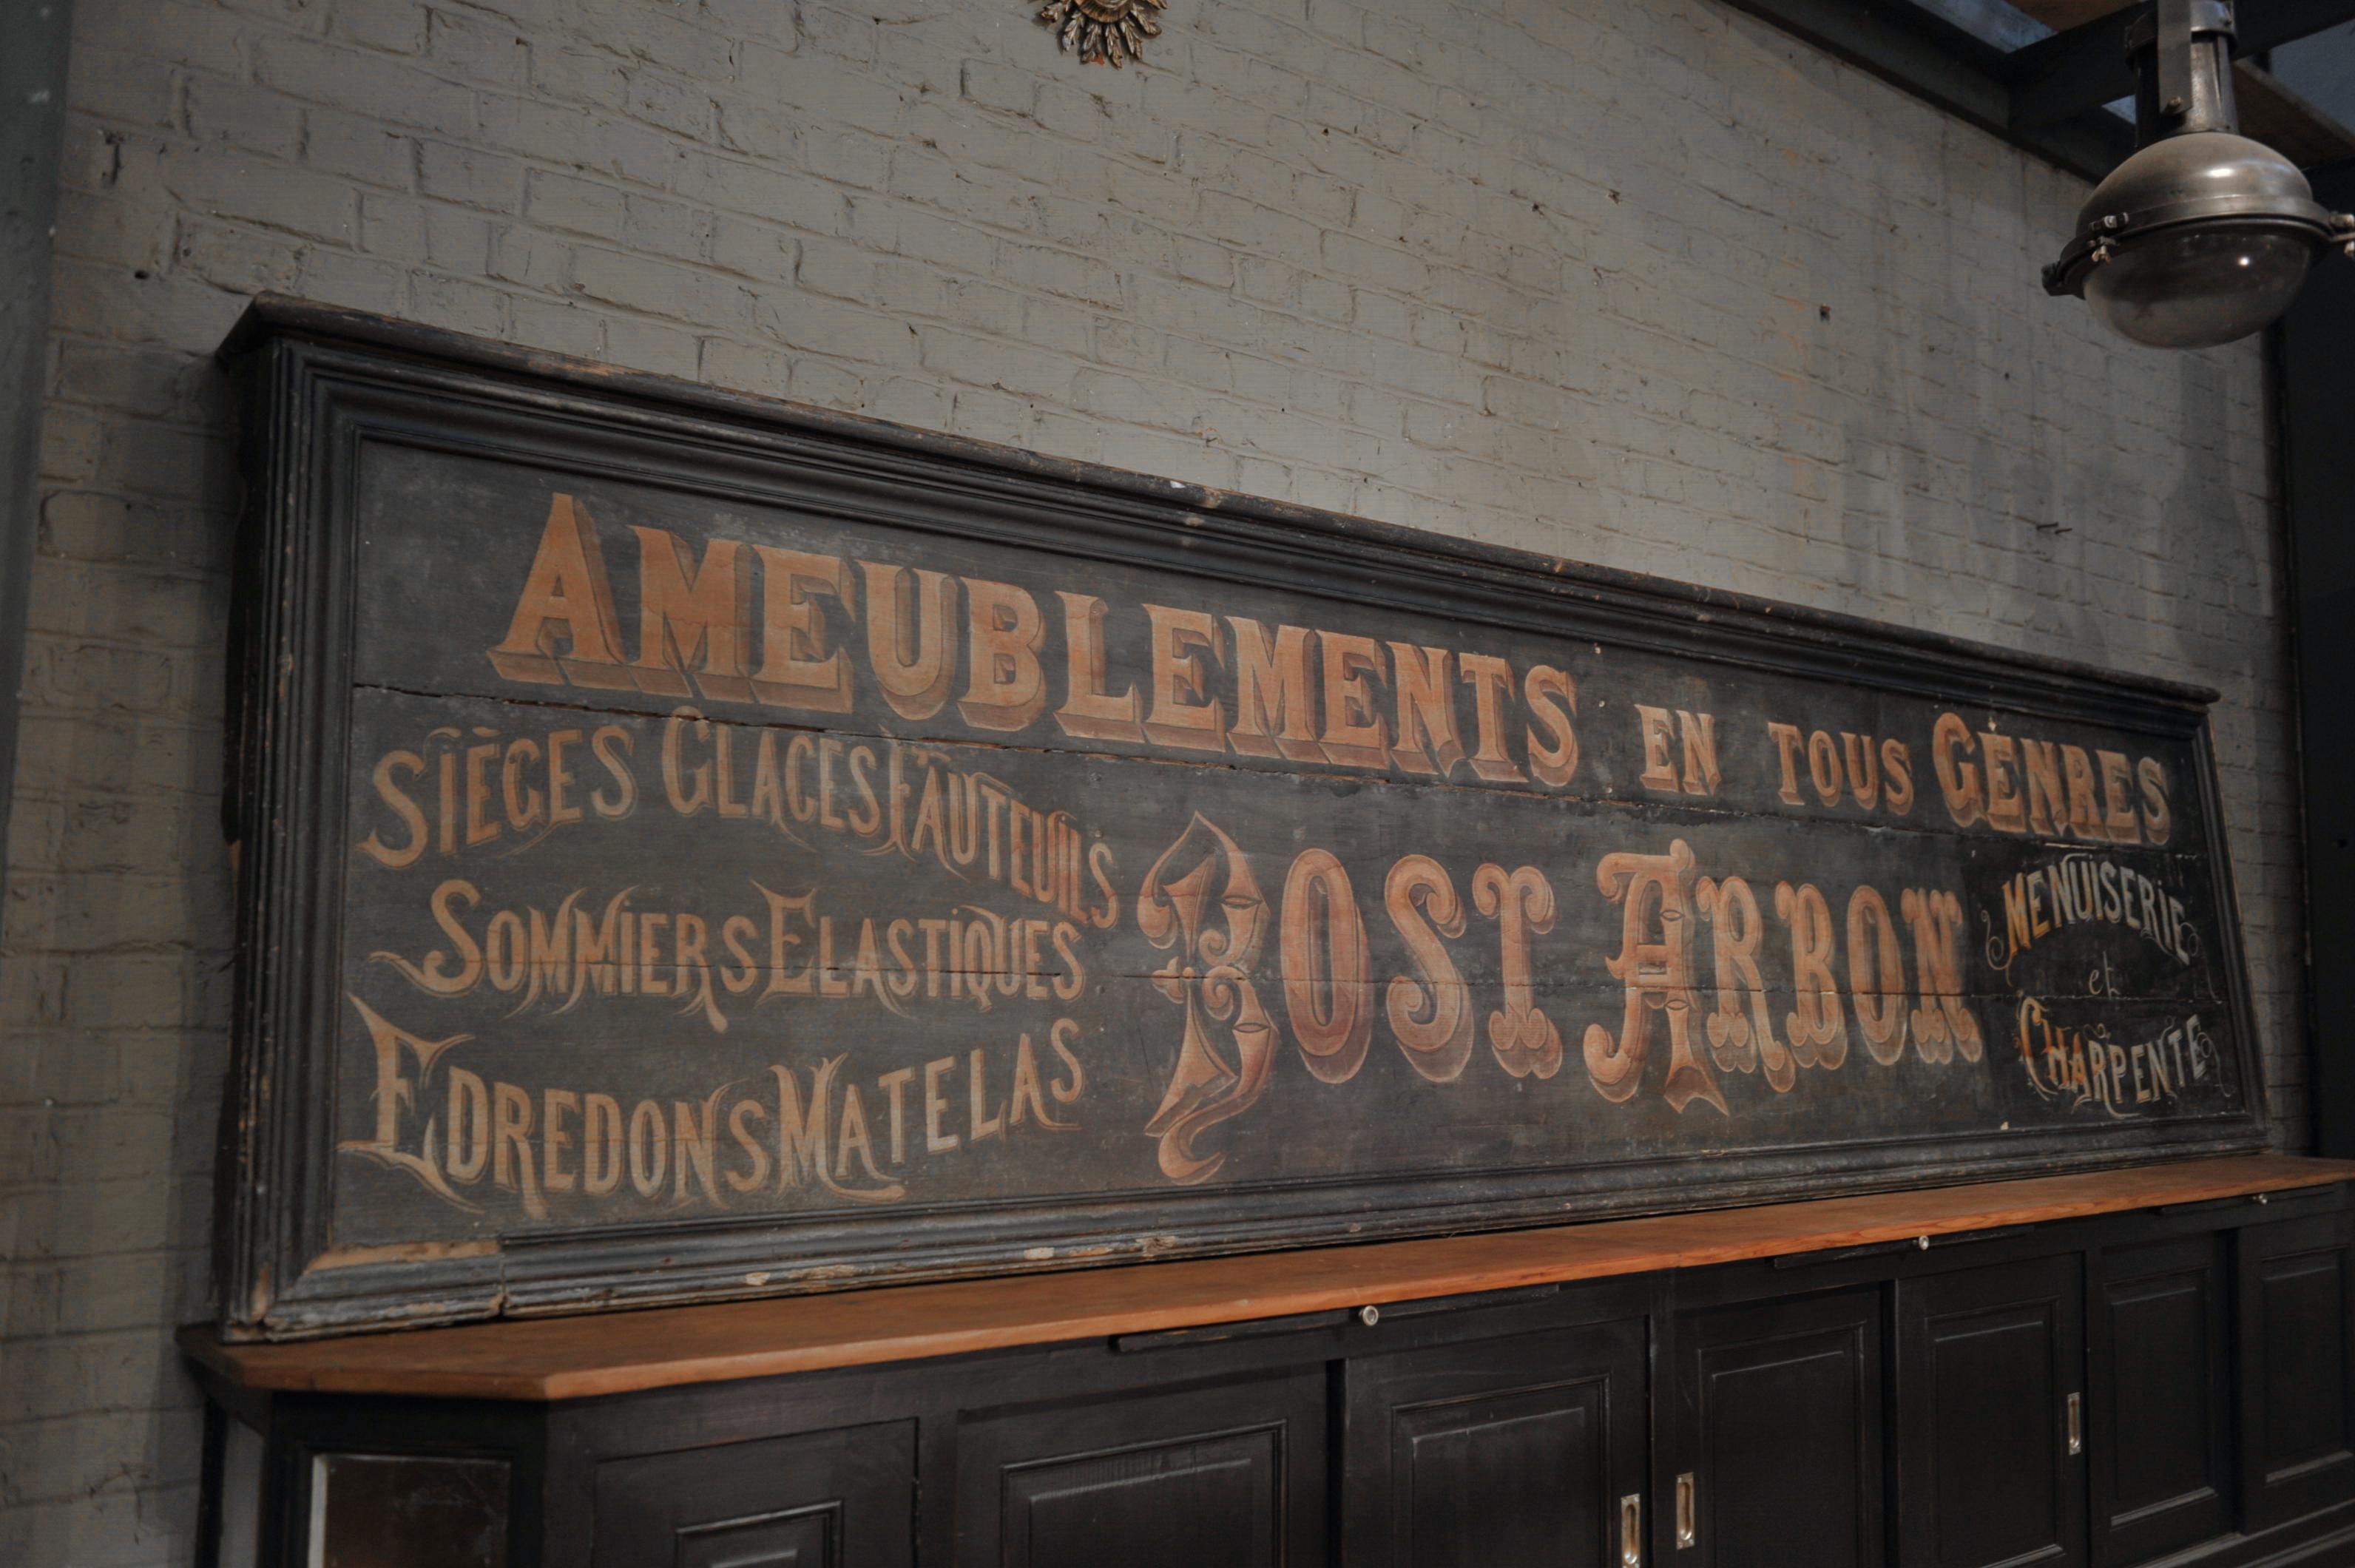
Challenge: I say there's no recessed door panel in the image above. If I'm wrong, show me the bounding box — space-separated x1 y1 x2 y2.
2240 1213 2355 1532
956 1371 1325 1568
1677 1290 1885 1568
591 1422 913 1568
1896 1257 2084 1568
1345 1317 1646 1568
2090 1236 2229 1565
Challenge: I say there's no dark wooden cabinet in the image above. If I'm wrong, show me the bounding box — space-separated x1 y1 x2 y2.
195 1179 2355 1568
2239 1212 2355 1534
1896 1255 2083 1568
953 1372 1325 1568
2089 1236 2231 1565
589 1422 914 1568
1342 1317 1646 1567
1674 1290 1885 1568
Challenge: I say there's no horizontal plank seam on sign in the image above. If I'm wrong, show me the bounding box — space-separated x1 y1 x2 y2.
181 1154 2354 1402
344 675 2227 859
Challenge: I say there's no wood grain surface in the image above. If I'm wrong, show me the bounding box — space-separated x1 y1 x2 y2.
214 304 2273 1338
183 1153 2353 1401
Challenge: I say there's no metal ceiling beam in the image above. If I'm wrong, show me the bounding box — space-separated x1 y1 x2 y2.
1717 0 2355 178
1716 0 2135 178
2236 59 2355 163
1720 0 2012 121
2009 0 2355 129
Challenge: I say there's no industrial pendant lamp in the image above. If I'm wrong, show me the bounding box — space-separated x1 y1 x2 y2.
2044 0 2354 349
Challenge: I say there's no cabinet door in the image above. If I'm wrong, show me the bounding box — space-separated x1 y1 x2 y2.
1896 1256 2084 1568
590 1421 914 1568
2239 1212 2355 1532
1342 1317 1647 1568
2089 1236 2229 1566
953 1369 1325 1568
1675 1289 1885 1568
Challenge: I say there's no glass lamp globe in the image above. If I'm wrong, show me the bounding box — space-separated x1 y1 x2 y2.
2047 132 2350 350
2084 228 2314 348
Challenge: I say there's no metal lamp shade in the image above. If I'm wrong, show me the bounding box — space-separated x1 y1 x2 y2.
2046 132 2350 349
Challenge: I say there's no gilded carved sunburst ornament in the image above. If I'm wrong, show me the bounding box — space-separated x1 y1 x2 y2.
1037 0 1166 67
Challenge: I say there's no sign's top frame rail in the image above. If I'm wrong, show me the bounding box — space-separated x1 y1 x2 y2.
218 297 2220 717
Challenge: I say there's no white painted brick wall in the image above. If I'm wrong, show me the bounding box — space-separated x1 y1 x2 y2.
0 0 2299 1560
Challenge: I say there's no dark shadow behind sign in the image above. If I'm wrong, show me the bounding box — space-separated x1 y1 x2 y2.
214 300 2270 1339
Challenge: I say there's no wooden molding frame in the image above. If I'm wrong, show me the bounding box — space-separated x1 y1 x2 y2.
212 300 2273 1339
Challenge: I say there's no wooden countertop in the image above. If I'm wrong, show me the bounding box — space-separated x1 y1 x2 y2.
183 1154 2354 1402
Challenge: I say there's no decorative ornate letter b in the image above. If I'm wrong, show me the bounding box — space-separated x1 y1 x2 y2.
1138 814 1276 1183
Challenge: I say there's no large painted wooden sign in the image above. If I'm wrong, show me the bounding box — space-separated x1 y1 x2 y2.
217 302 2268 1337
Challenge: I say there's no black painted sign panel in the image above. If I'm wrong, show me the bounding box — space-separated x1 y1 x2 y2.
216 302 2268 1337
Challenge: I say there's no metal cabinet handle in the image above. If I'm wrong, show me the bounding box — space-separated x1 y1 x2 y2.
1620 1493 1643 1567
1675 1471 1697 1549
2067 1391 2084 1456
